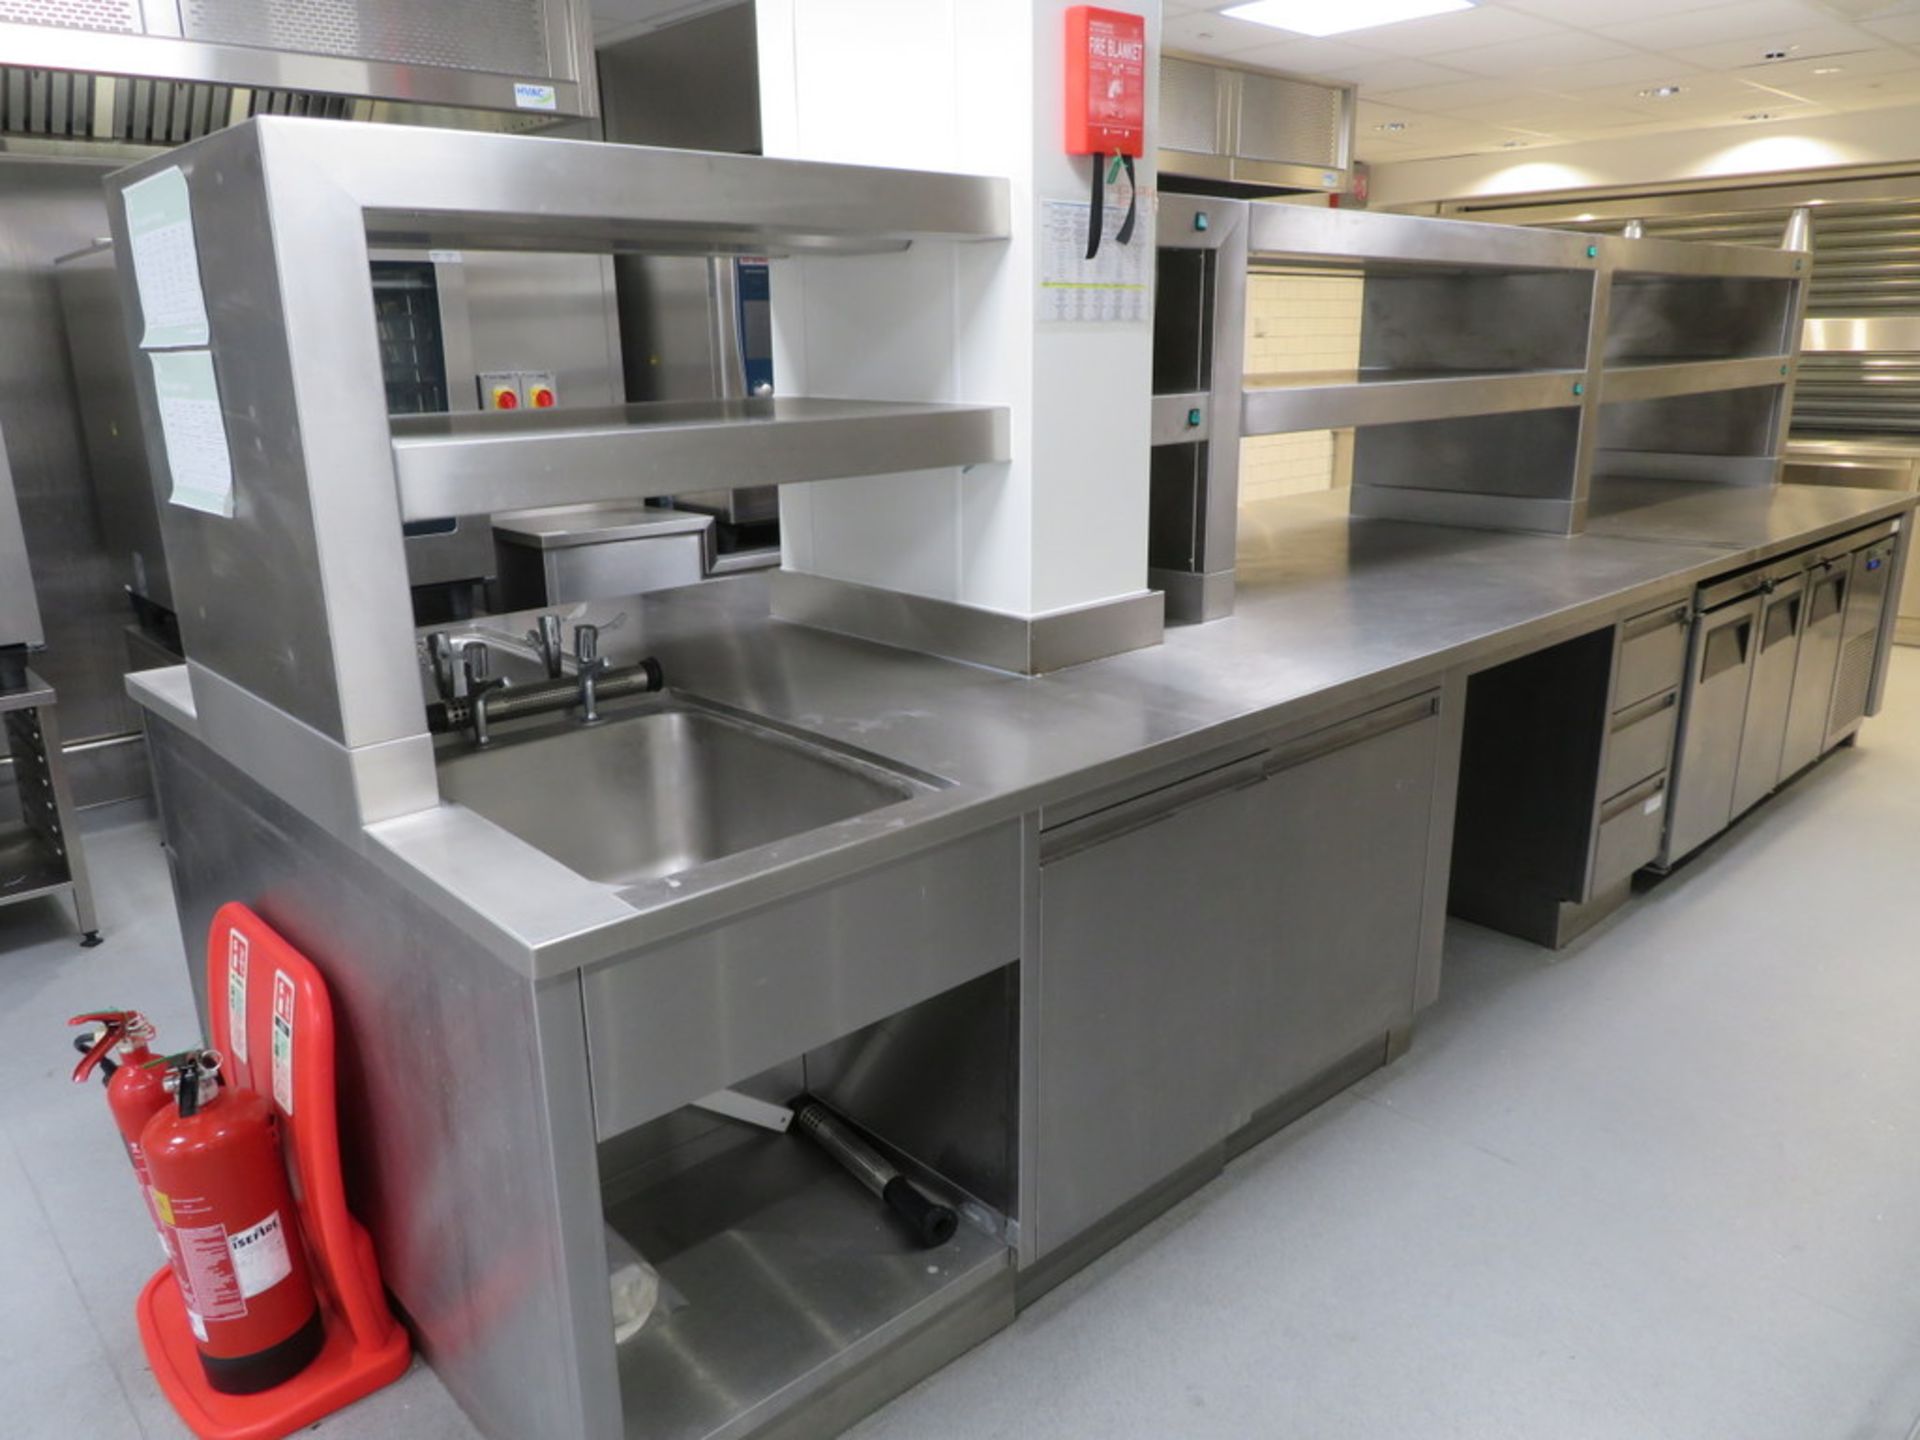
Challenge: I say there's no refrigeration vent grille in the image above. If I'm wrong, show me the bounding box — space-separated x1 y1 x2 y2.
0 0 136 33
0 67 350 144
181 0 550 77
1831 629 1877 735
1794 353 1920 432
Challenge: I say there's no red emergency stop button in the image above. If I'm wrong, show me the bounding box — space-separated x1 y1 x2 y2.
490 387 520 410
530 385 557 409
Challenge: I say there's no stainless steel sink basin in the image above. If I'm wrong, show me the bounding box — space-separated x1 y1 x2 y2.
436 699 929 886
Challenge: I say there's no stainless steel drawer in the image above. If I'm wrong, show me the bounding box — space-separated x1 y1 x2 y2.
1601 689 1678 801
1593 774 1667 895
1615 603 1689 709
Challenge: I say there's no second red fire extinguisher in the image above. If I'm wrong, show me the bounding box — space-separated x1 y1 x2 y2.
143 1051 324 1396
69 1009 174 1258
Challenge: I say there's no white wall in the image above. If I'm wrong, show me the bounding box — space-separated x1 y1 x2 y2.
758 0 1161 619
1369 102 1920 210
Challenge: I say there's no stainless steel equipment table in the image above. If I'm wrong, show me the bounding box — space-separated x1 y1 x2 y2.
128 479 1917 1440
0 671 99 946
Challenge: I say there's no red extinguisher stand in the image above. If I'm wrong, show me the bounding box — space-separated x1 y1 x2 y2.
137 903 411 1440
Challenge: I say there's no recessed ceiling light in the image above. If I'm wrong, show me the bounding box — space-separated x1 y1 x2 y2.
1639 85 1684 98
1814 66 1844 75
1375 121 1409 132
1221 0 1474 39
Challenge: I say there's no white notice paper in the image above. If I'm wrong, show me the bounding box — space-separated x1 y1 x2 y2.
150 350 235 517
1039 197 1154 325
123 166 210 350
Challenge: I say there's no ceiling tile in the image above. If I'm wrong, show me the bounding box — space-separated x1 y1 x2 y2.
1365 76 1548 110
1437 30 1640 77
1501 0 1747 22
1221 37 1401 77
1309 55 1484 88
1325 4 1560 58
1524 54 1710 92
1594 1 1849 52
1661 23 1888 70
1862 12 1920 41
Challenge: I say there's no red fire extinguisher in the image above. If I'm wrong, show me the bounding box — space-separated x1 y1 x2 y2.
143 1051 324 1396
69 1009 174 1257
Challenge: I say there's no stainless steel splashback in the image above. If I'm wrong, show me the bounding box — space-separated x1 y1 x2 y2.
0 0 595 124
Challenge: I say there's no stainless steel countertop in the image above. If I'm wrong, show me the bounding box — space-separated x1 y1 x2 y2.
131 480 1917 980
1787 433 1920 462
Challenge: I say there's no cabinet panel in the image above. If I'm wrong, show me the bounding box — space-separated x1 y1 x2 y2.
1730 579 1805 818
1666 597 1760 863
1237 702 1439 1116
1782 562 1848 777
1615 603 1690 710
1034 696 1440 1259
1035 774 1266 1256
1829 538 1897 743
1601 689 1678 802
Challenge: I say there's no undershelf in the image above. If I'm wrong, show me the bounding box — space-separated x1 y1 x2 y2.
1241 367 1585 435
607 1126 1008 1440
391 397 1011 523
1600 356 1793 405
0 821 73 910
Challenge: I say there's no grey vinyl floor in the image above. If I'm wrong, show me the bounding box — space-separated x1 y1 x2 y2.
8 652 1920 1439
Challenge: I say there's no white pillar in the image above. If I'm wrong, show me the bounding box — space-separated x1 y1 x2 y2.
758 0 1163 670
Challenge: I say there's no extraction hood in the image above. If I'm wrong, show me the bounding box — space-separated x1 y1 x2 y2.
0 0 596 145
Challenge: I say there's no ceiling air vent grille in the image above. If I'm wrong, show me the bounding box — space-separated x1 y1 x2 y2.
180 0 550 77
0 0 137 34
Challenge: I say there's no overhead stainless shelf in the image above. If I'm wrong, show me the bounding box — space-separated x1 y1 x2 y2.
1601 232 1807 281
245 120 1012 257
1240 368 1586 435
390 397 1012 522
1246 204 1599 273
1599 356 1794 405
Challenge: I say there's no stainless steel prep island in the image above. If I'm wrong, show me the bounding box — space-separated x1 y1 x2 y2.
130 477 1914 1440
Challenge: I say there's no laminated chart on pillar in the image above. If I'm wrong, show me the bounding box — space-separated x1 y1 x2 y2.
150 349 235 518
1040 198 1154 325
123 165 210 350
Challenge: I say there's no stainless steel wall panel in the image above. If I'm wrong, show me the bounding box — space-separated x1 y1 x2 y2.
0 156 149 807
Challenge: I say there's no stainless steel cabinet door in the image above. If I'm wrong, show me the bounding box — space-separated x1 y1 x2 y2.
1829 538 1897 744
1236 699 1439 1119
1730 577 1806 819
1667 596 1762 863
1035 764 1269 1257
1782 561 1848 778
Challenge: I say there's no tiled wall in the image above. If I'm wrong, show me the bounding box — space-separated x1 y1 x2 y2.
1239 271 1362 503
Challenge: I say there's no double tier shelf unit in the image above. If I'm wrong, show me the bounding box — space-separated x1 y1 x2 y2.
1150 200 1811 621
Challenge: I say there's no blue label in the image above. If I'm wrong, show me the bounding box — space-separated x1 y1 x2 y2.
514 82 559 112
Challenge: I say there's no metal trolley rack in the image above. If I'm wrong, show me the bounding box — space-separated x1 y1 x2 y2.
0 673 100 947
